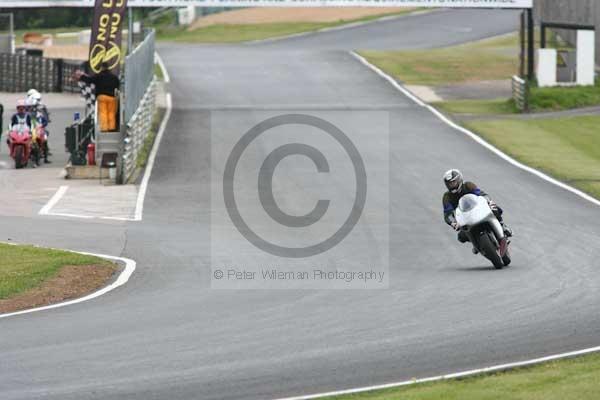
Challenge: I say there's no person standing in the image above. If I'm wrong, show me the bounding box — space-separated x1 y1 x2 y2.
0 101 3 145
0 101 4 136
75 62 120 132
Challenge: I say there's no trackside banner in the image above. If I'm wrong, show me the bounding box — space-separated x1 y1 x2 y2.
0 0 533 7
89 0 127 74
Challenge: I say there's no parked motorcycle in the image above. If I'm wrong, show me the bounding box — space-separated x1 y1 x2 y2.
30 125 48 166
7 126 32 169
455 194 511 269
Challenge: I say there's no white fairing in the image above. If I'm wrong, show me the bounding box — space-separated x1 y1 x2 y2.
455 194 491 227
455 194 505 240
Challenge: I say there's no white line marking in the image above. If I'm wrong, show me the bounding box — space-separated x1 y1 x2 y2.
273 345 600 400
0 246 136 320
350 51 600 208
42 212 95 220
155 51 171 84
41 212 141 222
38 185 69 215
351 52 425 107
99 215 140 222
134 92 172 221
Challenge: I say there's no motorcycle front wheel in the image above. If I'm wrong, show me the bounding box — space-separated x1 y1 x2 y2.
14 145 24 169
479 233 504 269
502 250 511 267
31 143 41 166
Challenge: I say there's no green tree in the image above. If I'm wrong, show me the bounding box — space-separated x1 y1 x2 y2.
0 8 94 29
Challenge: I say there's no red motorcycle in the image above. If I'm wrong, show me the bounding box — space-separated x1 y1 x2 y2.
7 127 32 169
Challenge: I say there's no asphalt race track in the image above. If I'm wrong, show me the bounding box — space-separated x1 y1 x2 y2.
2 8 600 400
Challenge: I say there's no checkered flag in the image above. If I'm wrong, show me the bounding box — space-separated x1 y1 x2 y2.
78 80 96 116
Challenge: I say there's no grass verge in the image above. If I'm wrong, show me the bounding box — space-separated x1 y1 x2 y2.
529 81 600 112
433 81 600 115
0 243 114 300
434 99 518 115
136 107 166 169
158 22 331 43
154 62 165 81
465 115 600 198
156 9 417 43
434 82 600 116
360 34 519 86
362 33 600 112
324 352 600 399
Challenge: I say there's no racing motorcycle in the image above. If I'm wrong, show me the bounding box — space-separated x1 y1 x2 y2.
7 126 32 169
455 194 511 269
30 125 48 166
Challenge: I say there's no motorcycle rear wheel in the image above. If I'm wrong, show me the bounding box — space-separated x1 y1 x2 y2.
479 233 504 269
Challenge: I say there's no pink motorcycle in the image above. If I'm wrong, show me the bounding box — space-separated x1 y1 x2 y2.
7 127 32 169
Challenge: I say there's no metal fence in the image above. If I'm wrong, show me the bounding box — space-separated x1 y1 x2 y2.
512 75 529 112
123 29 155 122
0 13 14 54
0 53 84 93
0 53 58 92
118 29 157 183
122 79 156 182
61 60 86 93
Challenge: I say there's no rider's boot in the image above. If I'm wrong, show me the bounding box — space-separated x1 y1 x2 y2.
495 213 512 238
501 222 513 237
458 231 478 254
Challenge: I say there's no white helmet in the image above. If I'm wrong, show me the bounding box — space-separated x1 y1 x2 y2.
443 169 464 194
27 88 40 98
25 97 36 108
27 89 42 105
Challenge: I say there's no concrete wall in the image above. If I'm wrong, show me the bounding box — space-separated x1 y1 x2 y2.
535 0 600 66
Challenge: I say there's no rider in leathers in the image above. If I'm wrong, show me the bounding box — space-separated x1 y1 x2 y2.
442 169 512 252
10 100 32 132
27 89 51 162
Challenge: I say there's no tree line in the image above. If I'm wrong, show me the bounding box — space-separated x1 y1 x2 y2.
0 8 157 30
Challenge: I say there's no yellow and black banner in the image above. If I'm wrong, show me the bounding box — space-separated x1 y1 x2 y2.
89 0 128 75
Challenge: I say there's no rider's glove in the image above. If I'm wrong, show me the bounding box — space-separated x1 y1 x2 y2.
451 222 460 231
488 200 498 212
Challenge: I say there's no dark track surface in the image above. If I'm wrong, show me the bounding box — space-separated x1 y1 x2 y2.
3 9 600 400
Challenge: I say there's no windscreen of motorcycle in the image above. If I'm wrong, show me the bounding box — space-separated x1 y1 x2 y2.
456 194 493 228
458 194 478 212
